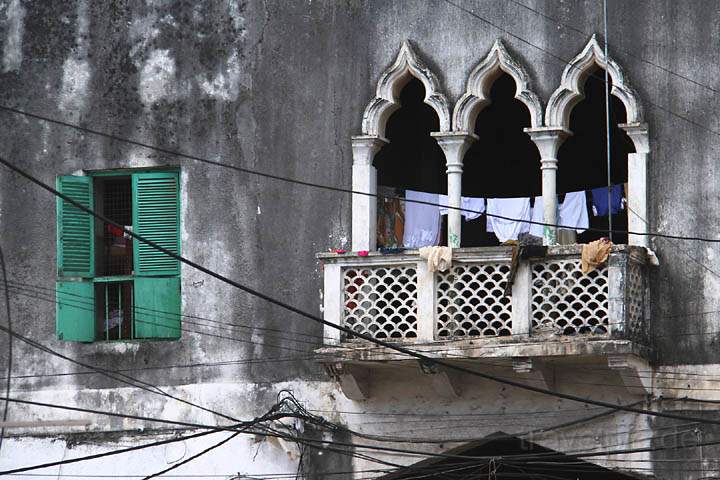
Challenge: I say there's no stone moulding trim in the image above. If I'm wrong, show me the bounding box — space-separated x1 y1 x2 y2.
545 34 643 128
361 40 451 136
453 39 543 131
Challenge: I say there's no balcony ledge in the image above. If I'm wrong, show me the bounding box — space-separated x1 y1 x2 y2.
315 336 649 365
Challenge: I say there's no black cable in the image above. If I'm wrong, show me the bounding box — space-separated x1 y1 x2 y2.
11 278 720 397
0 314 244 425
0 105 718 244
440 0 720 144
6 154 720 430
142 431 240 480
507 0 720 95
0 244 11 453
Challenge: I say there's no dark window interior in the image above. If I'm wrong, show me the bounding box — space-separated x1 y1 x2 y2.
95 281 133 341
94 177 133 277
462 73 541 247
371 70 635 249
374 78 447 195
93 176 134 341
559 68 635 244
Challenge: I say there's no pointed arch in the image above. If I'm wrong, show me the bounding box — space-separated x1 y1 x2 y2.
361 40 450 137
546 35 643 128
453 39 543 132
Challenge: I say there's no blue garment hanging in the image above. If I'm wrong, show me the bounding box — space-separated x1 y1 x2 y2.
590 185 624 217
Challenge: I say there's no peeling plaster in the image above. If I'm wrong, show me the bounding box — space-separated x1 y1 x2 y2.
2 0 25 72
139 49 178 106
59 58 91 117
198 52 247 102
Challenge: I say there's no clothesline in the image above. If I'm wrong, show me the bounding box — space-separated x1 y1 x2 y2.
392 186 626 248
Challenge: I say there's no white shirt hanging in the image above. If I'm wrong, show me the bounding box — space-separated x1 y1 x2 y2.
403 190 441 248
486 197 531 243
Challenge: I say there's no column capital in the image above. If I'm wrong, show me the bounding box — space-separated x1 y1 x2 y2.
524 127 572 159
351 135 388 165
430 131 478 164
619 122 649 154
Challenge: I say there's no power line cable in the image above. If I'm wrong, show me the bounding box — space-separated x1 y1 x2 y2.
12 276 720 394
0 244 12 453
440 0 720 141
0 314 245 425
507 0 720 96
0 105 718 245
6 155 720 430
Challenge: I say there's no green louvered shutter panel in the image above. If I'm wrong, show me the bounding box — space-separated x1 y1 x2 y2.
56 279 95 341
133 276 181 339
132 172 180 276
56 176 94 277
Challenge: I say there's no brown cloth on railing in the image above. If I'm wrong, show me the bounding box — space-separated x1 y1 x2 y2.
581 238 612 274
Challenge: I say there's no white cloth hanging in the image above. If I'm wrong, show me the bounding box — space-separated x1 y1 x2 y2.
559 191 589 233
438 195 485 220
403 190 441 248
529 196 545 238
486 197 531 243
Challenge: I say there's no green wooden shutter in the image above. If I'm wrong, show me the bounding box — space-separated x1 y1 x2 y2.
133 277 181 339
132 172 180 276
56 176 94 277
56 280 95 341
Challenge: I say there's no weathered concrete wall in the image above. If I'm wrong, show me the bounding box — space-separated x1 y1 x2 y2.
1 0 720 477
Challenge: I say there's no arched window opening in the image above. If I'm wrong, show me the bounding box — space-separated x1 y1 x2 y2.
557 68 636 245
373 78 448 248
461 73 541 247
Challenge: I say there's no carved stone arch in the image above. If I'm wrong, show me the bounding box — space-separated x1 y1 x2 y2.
545 35 643 129
453 39 543 132
361 40 451 137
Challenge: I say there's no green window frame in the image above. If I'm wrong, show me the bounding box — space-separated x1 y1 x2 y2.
56 169 181 342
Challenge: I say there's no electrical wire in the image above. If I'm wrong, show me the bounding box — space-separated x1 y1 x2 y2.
0 244 12 453
7 154 720 431
506 0 720 95
0 313 246 425
10 276 720 398
0 103 718 245
440 0 720 144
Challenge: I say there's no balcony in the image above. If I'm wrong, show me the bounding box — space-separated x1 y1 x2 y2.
317 245 651 398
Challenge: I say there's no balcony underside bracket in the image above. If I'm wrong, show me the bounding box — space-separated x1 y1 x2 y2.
608 354 652 395
325 363 371 400
418 361 461 397
512 357 556 391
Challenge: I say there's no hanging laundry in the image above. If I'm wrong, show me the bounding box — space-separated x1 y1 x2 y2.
377 188 405 248
403 190 441 248
559 191 589 233
419 246 452 273
107 224 124 237
591 185 624 217
486 198 531 243
438 195 485 220
529 196 546 238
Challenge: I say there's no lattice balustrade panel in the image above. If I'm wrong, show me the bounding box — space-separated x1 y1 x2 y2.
342 266 418 340
436 263 512 338
626 261 647 343
531 259 609 336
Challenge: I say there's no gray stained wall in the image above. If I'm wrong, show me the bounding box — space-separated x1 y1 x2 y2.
0 0 719 416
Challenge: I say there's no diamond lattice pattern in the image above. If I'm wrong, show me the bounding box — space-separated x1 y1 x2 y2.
342 266 418 340
532 259 608 336
436 263 512 338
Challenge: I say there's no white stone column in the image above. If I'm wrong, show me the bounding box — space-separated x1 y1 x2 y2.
620 123 650 248
415 259 437 342
525 128 571 246
351 135 387 252
431 132 477 248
